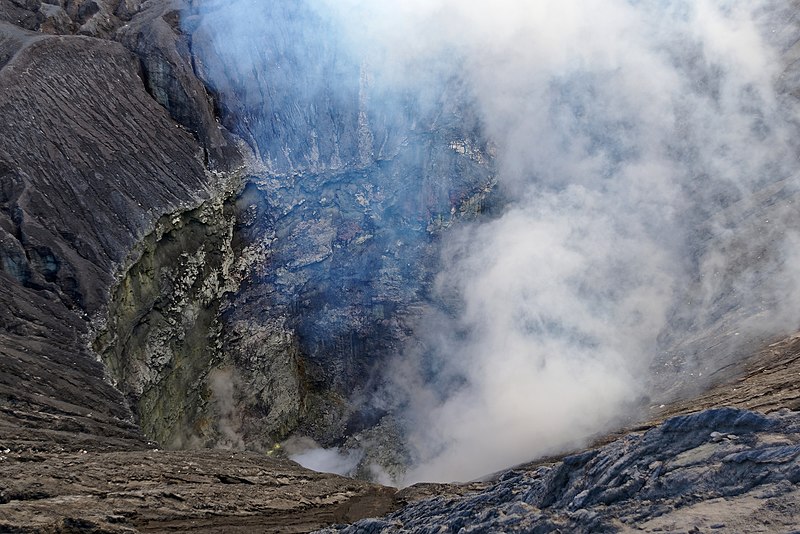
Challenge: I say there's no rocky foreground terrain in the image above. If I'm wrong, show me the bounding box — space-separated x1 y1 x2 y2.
1 336 799 533
1 0 800 532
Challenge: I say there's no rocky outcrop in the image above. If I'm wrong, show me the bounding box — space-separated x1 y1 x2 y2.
0 6 409 530
0 10 219 452
1 0 495 460
115 0 242 170
0 0 142 36
175 0 496 450
321 334 800 532
91 186 313 451
0 0 490 462
0 449 400 533
4 325 800 532
323 408 800 533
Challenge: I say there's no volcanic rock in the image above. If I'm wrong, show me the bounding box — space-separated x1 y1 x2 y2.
1 1 800 533
323 408 800 533
0 18 214 452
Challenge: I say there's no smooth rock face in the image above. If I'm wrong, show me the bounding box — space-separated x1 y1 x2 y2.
323 408 800 533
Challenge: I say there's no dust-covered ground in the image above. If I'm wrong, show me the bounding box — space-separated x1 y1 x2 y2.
2 334 800 533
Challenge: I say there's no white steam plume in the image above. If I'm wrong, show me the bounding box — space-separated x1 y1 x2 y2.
315 0 800 483
283 436 363 476
195 0 800 483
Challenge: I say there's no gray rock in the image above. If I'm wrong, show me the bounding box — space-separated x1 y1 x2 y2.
0 449 402 532
0 20 213 451
323 408 800 533
38 3 72 34
0 0 139 36
115 0 242 170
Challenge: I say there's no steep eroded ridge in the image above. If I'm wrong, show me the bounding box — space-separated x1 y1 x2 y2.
0 14 214 451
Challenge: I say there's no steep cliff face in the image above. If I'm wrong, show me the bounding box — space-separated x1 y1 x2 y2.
175 0 497 449
0 5 425 528
115 0 243 170
0 14 221 451
2 0 495 456
98 0 496 452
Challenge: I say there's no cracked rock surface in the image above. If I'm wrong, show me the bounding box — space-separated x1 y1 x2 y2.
0 450 399 533
0 13 213 453
322 407 800 534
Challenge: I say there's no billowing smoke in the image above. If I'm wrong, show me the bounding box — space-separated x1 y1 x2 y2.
189 0 800 483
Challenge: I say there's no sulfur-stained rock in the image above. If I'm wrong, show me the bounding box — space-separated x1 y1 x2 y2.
3 1 800 532
0 19 213 451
